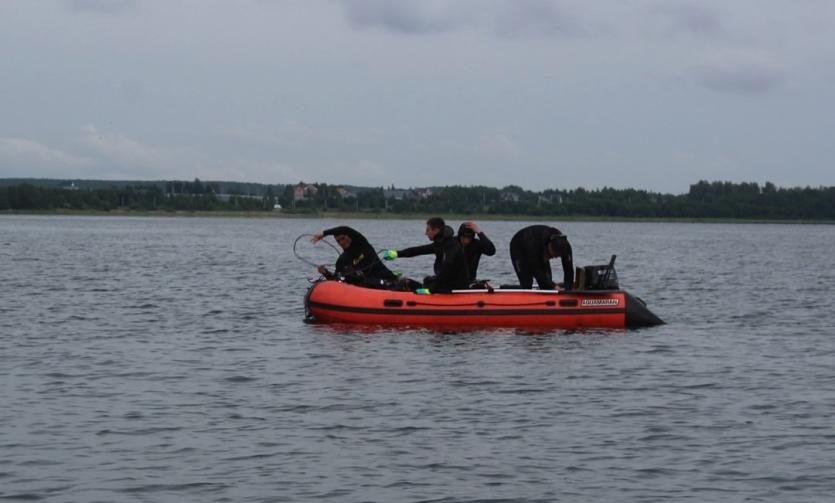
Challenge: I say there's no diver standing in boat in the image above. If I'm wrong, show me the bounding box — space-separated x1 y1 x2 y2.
311 226 396 283
457 221 496 283
383 217 469 292
509 225 574 291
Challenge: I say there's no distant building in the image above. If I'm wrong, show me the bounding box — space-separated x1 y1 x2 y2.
293 182 319 201
414 188 433 199
500 191 520 203
335 186 356 199
383 188 415 200
62 182 80 191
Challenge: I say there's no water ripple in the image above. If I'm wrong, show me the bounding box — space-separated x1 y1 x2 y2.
2 217 835 502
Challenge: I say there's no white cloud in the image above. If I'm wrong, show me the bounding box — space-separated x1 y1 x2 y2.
79 125 168 167
73 125 212 179
0 138 91 176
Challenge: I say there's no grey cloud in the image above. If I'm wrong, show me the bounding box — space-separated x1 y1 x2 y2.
341 0 465 35
650 2 723 37
491 0 580 38
339 0 580 37
701 68 781 94
66 0 137 14
697 52 783 94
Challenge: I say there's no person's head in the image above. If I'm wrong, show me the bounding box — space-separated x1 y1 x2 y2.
547 233 569 258
425 217 445 240
334 234 352 250
458 222 475 246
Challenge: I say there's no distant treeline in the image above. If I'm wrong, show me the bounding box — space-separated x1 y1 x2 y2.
1 179 834 220
0 182 275 212
0 178 284 197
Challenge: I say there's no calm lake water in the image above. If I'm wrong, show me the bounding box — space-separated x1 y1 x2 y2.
2 215 834 502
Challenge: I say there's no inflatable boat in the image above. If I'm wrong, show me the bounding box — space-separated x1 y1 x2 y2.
304 280 664 329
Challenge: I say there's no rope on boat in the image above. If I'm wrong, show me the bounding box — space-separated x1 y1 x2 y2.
293 233 340 268
404 300 558 308
294 233 404 279
294 235 399 280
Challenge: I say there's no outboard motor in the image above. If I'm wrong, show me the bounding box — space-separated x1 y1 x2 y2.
576 254 664 326
578 254 619 290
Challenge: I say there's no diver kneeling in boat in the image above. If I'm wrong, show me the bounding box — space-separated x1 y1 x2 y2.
509 225 574 291
457 221 496 285
311 226 397 286
383 217 469 292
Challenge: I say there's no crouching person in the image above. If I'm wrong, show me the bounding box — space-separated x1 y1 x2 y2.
383 217 469 292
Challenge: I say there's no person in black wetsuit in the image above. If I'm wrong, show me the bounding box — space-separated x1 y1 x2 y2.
311 226 396 283
383 217 468 292
509 225 574 290
457 221 496 283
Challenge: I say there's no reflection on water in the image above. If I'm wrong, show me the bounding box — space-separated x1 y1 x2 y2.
2 215 835 502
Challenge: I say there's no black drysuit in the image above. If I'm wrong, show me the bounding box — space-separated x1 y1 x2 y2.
509 225 574 290
457 224 496 281
322 226 396 281
396 226 469 291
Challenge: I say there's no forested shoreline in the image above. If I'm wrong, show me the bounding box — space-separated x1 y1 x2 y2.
1 179 834 221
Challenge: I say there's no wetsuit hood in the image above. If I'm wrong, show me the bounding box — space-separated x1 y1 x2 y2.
457 223 475 239
434 225 454 243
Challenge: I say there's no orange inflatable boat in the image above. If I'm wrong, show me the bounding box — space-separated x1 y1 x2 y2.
304 280 664 329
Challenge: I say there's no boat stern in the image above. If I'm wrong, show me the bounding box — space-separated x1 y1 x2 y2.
624 292 664 327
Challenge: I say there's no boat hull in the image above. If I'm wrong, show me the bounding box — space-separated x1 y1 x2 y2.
304 280 663 329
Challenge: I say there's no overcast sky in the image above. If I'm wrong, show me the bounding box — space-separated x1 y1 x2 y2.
1 0 834 193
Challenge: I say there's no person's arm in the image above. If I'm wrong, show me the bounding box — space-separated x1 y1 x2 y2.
396 243 435 258
560 243 574 291
322 226 368 247
477 232 496 256
531 260 556 290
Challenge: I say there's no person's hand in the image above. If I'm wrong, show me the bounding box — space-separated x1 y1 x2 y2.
383 250 398 261
317 264 329 275
310 232 324 243
465 221 481 234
